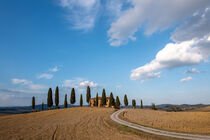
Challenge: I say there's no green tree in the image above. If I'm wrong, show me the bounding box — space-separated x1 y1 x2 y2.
86 86 91 106
47 88 53 109
32 96 35 111
55 86 59 108
70 88 76 106
64 94 68 108
80 94 83 107
124 94 128 107
109 92 115 107
152 103 157 110
95 93 98 107
140 99 143 109
132 99 136 108
42 102 44 111
101 88 106 106
115 96 120 108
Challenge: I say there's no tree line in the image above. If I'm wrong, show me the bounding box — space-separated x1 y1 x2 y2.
32 86 157 111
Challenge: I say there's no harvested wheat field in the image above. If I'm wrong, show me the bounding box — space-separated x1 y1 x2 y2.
120 108 210 135
0 107 156 140
187 106 210 112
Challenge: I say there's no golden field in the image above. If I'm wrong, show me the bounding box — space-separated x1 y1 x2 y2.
120 108 210 134
0 107 149 140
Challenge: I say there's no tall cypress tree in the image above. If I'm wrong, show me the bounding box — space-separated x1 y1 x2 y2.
109 92 115 107
140 99 143 109
47 88 53 109
132 99 136 108
55 86 59 108
64 94 68 108
115 96 120 108
86 86 91 105
42 102 44 111
152 103 157 110
124 94 128 107
101 88 106 106
32 96 35 111
80 94 83 107
70 88 76 106
95 93 98 107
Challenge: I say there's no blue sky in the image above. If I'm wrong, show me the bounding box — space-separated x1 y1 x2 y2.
0 0 210 106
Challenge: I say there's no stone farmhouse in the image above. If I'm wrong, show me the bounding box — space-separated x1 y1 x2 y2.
90 97 110 107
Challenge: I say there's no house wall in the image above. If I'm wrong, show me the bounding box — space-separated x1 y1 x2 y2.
90 98 110 107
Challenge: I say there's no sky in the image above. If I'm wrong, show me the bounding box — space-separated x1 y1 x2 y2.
0 0 210 106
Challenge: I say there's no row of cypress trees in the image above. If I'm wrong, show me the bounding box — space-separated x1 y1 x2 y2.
31 86 145 110
32 86 91 110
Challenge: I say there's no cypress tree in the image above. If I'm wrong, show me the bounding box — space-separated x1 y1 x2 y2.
64 94 68 108
132 99 136 108
70 88 76 106
124 94 128 107
55 86 59 108
109 92 115 107
80 94 83 107
140 99 143 109
115 96 120 108
86 86 91 106
32 96 35 111
42 102 44 111
47 88 53 109
152 103 157 110
101 88 106 106
95 93 98 107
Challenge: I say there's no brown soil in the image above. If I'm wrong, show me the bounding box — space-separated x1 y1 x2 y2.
0 107 145 140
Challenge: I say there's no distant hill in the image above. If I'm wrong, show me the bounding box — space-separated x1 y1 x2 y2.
0 104 209 115
0 104 80 115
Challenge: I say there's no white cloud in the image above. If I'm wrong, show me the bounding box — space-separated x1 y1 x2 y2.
79 80 98 88
105 0 123 20
37 73 53 79
130 40 203 80
184 68 200 74
131 7 210 81
108 0 210 46
12 78 47 91
49 66 58 72
59 0 100 30
180 76 193 82
63 78 99 88
12 79 32 85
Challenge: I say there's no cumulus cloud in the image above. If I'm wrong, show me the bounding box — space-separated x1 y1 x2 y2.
12 78 47 91
172 8 210 59
79 80 98 88
59 0 100 30
130 40 203 80
37 74 53 79
49 66 59 72
184 68 200 74
108 0 210 46
180 76 193 82
131 6 210 81
63 78 99 88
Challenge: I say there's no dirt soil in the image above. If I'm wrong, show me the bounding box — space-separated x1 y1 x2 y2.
0 107 147 140
120 108 210 135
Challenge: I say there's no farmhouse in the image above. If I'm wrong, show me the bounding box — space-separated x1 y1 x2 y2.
90 97 110 107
